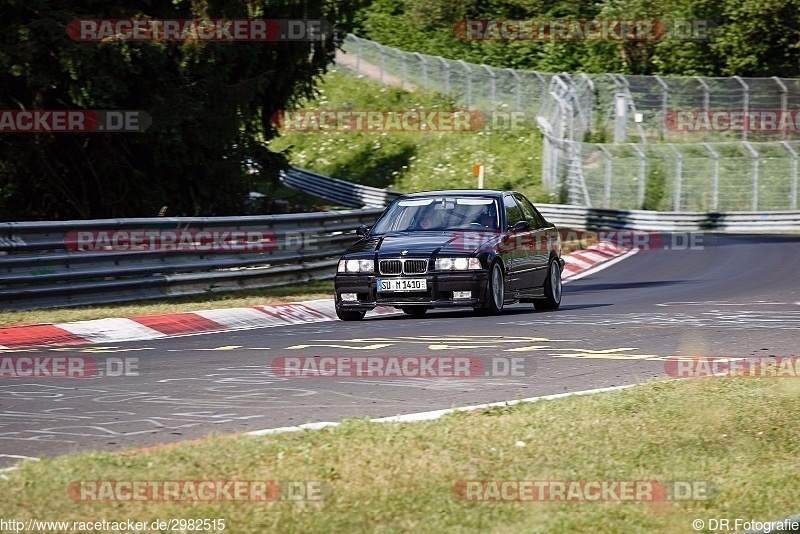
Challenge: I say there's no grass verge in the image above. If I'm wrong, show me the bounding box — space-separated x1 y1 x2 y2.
0 280 334 327
3 378 798 532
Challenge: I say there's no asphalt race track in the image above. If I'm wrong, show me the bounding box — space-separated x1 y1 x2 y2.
2 234 799 465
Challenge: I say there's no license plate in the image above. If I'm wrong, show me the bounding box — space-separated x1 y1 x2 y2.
377 278 427 292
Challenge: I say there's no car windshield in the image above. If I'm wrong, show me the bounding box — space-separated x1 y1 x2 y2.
370 196 501 234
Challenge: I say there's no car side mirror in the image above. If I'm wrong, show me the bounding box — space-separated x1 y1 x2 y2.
356 225 369 237
510 220 531 233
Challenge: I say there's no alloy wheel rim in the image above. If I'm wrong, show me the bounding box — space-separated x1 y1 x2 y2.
492 264 504 308
552 262 562 302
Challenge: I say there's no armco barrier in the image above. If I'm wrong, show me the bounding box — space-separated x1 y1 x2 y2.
0 208 383 311
536 205 800 232
280 167 401 208
281 165 800 231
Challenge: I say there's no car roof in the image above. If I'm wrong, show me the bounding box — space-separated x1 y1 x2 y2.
399 190 513 199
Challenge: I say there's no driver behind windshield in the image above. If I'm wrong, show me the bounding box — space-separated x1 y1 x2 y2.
417 208 444 230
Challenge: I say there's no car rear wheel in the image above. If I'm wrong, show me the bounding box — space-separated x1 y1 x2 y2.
401 306 428 316
475 261 504 316
534 258 562 310
336 309 366 321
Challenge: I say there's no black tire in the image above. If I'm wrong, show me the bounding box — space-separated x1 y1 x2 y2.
534 258 562 311
336 309 366 321
475 261 504 316
401 306 428 317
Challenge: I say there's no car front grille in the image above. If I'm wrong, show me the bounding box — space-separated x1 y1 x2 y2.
379 259 428 275
380 260 402 275
404 260 428 274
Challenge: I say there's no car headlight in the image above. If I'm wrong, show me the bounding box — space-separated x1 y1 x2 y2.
435 257 481 270
338 259 374 273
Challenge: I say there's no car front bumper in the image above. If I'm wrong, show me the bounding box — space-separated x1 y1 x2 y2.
334 270 490 311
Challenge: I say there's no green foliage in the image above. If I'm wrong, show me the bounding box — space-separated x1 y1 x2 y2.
354 0 800 76
0 0 364 219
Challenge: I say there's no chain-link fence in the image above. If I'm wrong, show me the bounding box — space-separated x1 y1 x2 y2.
339 34 553 114
336 34 800 212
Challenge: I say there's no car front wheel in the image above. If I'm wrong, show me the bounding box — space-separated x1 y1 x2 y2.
475 261 504 316
534 258 562 310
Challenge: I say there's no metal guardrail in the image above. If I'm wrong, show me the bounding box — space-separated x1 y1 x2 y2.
537 204 800 232
1 165 797 311
281 166 800 233
280 167 401 208
0 208 383 311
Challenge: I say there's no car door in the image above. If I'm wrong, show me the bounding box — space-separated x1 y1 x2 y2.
500 194 536 291
514 193 550 287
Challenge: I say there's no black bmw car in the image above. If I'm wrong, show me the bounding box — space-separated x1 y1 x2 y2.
334 190 564 321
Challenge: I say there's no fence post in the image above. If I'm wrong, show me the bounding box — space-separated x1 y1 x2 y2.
599 145 613 208
400 52 406 89
694 76 709 114
437 56 450 94
653 75 668 141
457 60 472 108
733 76 749 142
507 68 521 112
550 76 572 139
703 143 720 210
538 121 555 193
781 141 798 210
377 43 386 84
579 73 595 135
630 143 646 208
668 144 683 211
773 76 788 140
354 35 361 75
481 64 496 111
614 93 627 143
413 52 427 89
742 141 759 211
533 72 547 113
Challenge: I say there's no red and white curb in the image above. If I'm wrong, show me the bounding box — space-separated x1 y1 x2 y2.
562 240 637 282
0 241 634 349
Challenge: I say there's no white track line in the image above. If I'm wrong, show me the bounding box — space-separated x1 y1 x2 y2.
247 383 638 436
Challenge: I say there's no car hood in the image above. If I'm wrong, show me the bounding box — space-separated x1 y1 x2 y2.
346 231 500 256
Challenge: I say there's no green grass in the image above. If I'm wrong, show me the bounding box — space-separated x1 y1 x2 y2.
0 280 334 327
269 70 551 203
2 378 799 532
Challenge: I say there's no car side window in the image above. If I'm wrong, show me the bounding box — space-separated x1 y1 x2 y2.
503 195 523 229
514 194 544 228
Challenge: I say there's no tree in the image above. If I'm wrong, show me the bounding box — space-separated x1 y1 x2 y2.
0 0 364 219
